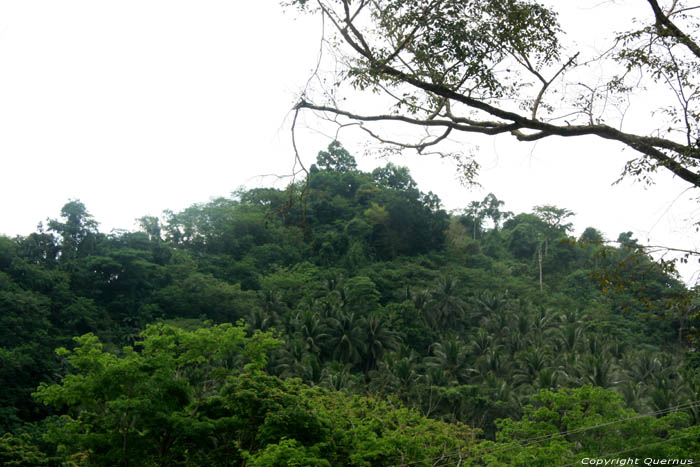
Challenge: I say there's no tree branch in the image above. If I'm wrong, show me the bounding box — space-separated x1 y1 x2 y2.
296 0 700 189
647 0 700 59
295 99 522 135
358 125 453 154
531 53 580 120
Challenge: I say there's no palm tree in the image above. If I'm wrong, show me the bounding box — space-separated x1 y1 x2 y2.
469 328 493 357
424 366 451 388
393 355 423 403
531 308 557 337
247 308 274 332
557 352 583 385
473 347 511 381
374 348 423 403
579 355 619 389
258 288 287 328
426 336 471 385
292 309 330 356
535 368 563 391
515 312 531 336
411 289 432 328
471 291 508 321
363 315 402 372
559 308 585 325
315 295 338 320
608 340 628 359
321 361 357 392
322 274 348 315
683 373 700 424
623 350 661 383
322 271 345 295
503 330 526 355
585 335 606 356
485 375 523 420
513 348 550 387
619 380 648 413
326 288 347 312
648 357 688 413
556 323 585 354
328 310 367 365
299 354 324 386
649 372 688 413
482 307 511 339
429 277 466 329
273 337 311 378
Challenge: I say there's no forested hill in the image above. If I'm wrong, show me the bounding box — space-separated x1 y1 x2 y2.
2 142 699 465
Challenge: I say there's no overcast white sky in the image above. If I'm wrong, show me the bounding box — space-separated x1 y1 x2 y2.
1 1 699 282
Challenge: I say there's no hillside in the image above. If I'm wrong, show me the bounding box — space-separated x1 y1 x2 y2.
1 142 699 465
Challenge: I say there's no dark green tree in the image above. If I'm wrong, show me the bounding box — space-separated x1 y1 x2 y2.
47 200 99 260
315 140 357 173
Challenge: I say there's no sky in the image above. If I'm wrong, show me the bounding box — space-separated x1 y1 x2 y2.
1 1 699 282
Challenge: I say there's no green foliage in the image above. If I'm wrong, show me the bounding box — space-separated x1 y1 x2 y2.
30 323 477 466
504 214 545 259
3 145 699 461
0 432 48 466
223 372 328 451
481 386 700 464
155 270 258 322
312 389 475 466
33 323 279 466
47 200 100 260
533 204 575 234
247 439 330 467
0 264 62 430
316 141 357 173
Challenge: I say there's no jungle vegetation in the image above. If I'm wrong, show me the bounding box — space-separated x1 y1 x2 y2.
1 142 700 465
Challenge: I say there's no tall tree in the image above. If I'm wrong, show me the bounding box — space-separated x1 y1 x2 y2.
480 193 511 231
315 140 358 173
47 200 99 260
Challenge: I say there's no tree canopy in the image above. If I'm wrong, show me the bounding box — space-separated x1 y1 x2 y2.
288 0 700 189
2 142 699 463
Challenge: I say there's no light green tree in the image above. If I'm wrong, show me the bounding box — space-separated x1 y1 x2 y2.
478 385 700 465
34 323 279 466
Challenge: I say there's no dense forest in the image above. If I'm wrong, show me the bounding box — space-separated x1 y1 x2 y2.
2 142 700 465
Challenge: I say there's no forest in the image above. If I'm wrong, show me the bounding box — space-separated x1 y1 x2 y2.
1 141 699 465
